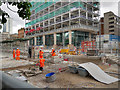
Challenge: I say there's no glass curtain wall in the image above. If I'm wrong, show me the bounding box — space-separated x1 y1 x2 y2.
56 33 63 46
72 31 89 46
64 32 69 46
29 38 34 46
36 36 43 45
45 34 54 46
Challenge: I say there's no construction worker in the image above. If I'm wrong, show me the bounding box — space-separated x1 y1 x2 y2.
16 48 20 60
51 48 56 56
39 58 45 71
39 49 44 59
13 48 15 59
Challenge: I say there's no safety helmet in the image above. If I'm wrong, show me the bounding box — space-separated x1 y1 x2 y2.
17 48 19 49
52 48 53 49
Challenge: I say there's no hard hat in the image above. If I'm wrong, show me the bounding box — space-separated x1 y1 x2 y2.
52 48 53 49
17 48 19 49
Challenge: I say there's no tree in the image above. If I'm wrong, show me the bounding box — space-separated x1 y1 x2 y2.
0 0 32 29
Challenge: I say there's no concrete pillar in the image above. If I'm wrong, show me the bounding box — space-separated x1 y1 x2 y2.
89 33 91 41
69 30 72 44
54 33 56 45
28 40 29 46
62 32 65 47
43 35 45 45
34 37 36 45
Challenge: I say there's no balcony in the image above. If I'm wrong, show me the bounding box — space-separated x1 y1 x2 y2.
63 18 69 21
88 17 93 21
50 22 54 26
56 20 61 24
80 15 86 19
71 15 79 19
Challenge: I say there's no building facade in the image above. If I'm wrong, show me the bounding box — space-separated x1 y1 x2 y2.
98 17 104 35
0 32 10 42
18 28 25 38
3 17 13 34
96 34 120 55
10 33 18 40
25 0 100 47
104 11 120 36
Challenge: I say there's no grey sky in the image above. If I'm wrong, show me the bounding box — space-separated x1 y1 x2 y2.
1 0 120 34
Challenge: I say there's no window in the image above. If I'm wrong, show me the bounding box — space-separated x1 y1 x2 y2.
36 36 43 45
109 21 114 24
109 14 113 16
109 17 114 20
103 40 109 43
109 30 114 32
109 25 114 28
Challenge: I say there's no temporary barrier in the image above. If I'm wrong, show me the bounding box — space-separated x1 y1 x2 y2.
80 40 96 54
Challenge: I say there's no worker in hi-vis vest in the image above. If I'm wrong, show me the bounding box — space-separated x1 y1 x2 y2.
13 48 15 59
51 48 56 56
16 48 20 60
39 49 44 59
39 58 45 71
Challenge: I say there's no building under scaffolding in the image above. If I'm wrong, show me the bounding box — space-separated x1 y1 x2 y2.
25 0 100 48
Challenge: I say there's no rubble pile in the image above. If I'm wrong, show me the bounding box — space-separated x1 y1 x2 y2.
106 54 120 65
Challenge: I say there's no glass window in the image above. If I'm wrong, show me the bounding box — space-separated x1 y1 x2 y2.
29 38 34 46
56 33 63 46
45 34 54 46
72 31 89 46
36 36 43 45
64 32 69 46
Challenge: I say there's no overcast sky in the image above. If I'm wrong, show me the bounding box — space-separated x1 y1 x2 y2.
0 0 120 34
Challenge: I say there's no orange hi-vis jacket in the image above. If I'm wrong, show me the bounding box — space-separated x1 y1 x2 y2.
51 49 56 56
16 49 20 56
13 49 15 58
40 59 45 67
39 50 44 59
51 49 54 53
52 52 56 56
51 49 54 54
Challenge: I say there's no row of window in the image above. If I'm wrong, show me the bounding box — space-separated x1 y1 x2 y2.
26 18 98 31
30 31 95 46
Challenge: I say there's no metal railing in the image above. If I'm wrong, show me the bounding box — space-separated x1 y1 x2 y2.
26 24 99 38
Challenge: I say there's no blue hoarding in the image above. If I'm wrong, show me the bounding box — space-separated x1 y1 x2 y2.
109 35 120 42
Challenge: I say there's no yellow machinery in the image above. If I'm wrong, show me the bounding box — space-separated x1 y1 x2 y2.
60 49 76 55
67 50 76 55
60 49 69 54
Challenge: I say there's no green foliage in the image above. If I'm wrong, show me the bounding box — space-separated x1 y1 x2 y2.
1 13 9 24
1 2 32 24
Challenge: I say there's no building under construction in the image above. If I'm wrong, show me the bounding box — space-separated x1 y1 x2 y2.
25 0 100 47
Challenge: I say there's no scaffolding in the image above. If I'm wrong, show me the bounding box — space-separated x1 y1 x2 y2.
26 1 99 27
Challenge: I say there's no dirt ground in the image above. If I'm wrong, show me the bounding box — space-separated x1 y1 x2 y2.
13 61 118 88
25 66 118 88
1 54 119 88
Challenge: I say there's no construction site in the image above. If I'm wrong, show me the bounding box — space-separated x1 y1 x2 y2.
0 41 120 88
0 0 120 89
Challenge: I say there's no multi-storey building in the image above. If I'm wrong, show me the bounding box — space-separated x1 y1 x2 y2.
25 0 100 48
18 28 25 38
0 32 10 42
3 17 13 34
104 11 120 36
98 17 104 35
